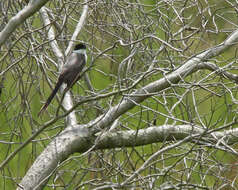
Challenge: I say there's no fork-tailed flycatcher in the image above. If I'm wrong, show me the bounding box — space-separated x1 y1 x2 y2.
38 43 87 116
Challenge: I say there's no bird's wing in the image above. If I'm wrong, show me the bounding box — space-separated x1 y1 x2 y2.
61 53 86 75
60 52 86 87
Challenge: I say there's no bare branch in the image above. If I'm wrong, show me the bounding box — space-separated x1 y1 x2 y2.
0 0 49 47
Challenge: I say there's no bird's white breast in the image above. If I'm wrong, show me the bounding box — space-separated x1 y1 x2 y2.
73 49 87 62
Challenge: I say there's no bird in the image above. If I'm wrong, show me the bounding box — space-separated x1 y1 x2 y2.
38 43 87 116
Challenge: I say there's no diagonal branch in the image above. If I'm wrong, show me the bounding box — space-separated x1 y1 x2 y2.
0 0 49 47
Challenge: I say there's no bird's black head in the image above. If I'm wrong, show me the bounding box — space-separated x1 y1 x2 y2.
74 43 86 50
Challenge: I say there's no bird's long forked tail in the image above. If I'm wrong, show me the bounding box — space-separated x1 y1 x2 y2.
38 80 62 117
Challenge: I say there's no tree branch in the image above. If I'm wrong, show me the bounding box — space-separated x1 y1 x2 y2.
95 124 238 149
0 0 49 47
